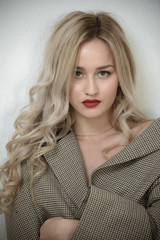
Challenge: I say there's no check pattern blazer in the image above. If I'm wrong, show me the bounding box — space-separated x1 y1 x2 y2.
6 118 160 240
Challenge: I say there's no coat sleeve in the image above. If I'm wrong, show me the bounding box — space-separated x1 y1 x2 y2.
5 161 41 240
72 178 160 240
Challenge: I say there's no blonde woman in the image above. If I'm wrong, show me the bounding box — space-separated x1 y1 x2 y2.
0 11 160 240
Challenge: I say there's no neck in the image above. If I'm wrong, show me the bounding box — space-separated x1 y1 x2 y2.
73 115 112 137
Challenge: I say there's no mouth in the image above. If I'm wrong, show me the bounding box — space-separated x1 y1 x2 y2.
82 99 101 108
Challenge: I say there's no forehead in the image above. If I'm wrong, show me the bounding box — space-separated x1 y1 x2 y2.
76 39 114 66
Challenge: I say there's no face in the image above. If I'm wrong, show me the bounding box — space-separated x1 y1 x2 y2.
69 39 119 123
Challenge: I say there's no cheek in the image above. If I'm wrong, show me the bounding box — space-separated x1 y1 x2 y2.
69 85 78 105
103 80 118 99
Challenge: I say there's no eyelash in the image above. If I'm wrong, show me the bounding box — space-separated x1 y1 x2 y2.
98 71 111 77
74 71 83 78
74 70 111 79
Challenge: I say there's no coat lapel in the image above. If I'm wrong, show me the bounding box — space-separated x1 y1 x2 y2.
44 118 160 206
44 131 88 208
98 118 160 167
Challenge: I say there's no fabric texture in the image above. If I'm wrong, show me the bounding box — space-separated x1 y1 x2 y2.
5 118 160 240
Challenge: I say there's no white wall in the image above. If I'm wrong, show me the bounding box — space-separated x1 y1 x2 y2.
0 0 160 239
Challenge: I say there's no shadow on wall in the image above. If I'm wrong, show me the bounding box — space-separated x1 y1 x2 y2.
0 214 7 240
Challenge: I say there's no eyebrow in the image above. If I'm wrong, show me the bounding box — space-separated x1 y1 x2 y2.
75 65 114 70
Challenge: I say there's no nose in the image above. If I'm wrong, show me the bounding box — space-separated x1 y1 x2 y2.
85 76 98 96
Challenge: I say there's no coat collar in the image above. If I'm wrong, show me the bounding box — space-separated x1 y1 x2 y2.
97 118 160 168
44 118 160 206
44 131 88 208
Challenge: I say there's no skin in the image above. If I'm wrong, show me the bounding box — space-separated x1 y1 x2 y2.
39 38 119 240
39 217 79 240
39 39 152 239
70 38 119 135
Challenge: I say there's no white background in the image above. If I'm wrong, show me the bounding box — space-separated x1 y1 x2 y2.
0 0 160 239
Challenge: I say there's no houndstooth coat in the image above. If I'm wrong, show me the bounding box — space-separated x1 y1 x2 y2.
5 118 160 240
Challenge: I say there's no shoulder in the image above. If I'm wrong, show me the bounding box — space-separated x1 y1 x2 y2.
130 119 154 140
128 118 160 151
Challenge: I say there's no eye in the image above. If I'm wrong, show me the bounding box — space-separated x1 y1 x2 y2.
98 71 110 78
74 71 83 78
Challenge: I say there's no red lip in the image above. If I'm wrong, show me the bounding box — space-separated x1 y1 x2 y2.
82 99 101 108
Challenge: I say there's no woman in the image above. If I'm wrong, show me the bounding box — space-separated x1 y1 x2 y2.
0 11 160 240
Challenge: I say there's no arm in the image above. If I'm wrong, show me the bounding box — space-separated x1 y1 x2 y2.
72 179 160 240
39 217 79 240
5 161 41 240
146 178 160 239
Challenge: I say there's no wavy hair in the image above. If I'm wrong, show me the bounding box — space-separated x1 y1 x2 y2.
0 11 146 213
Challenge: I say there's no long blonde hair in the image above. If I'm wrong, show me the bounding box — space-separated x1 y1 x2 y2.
0 11 146 213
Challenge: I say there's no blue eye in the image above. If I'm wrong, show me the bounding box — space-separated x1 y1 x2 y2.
74 71 83 78
98 71 110 77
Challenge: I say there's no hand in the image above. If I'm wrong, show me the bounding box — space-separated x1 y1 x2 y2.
39 217 79 240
